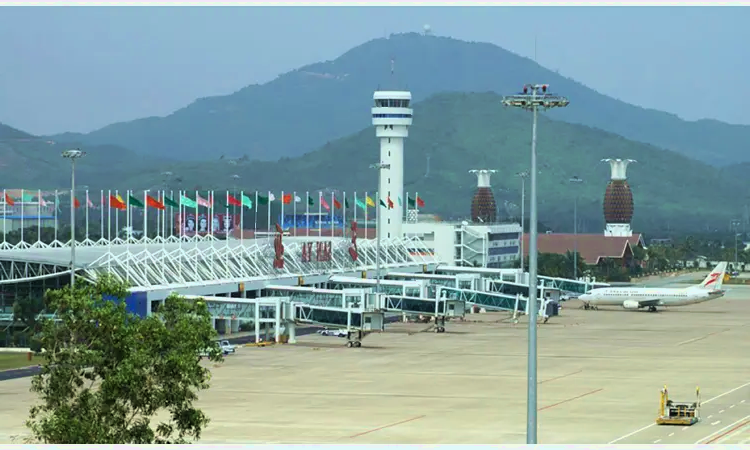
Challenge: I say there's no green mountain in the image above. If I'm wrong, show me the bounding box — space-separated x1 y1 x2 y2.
113 92 746 235
0 123 164 190
49 33 750 166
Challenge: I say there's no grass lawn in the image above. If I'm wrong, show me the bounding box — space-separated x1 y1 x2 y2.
0 352 42 371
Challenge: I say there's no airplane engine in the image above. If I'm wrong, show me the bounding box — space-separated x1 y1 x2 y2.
622 300 640 310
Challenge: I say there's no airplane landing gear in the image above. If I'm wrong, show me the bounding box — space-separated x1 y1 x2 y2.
648 306 658 313
346 340 362 348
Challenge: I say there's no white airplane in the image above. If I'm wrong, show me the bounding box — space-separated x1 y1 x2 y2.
578 262 728 312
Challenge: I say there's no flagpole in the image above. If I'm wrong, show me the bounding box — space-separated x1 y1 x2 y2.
354 191 358 228
225 189 230 240
331 191 335 238
20 188 24 245
266 190 271 240
293 191 297 237
2 189 6 247
115 190 119 238
364 191 368 241
281 190 285 233
54 190 59 244
37 189 42 245
85 189 90 241
240 190 245 247
343 190 347 238
305 191 310 237
318 192 322 237
254 191 258 236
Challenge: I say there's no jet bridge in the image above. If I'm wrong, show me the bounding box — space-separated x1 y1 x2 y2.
386 271 484 291
326 275 427 297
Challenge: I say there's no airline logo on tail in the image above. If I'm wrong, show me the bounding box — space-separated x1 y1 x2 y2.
698 262 727 290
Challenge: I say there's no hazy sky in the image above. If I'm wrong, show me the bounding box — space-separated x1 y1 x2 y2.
0 6 748 135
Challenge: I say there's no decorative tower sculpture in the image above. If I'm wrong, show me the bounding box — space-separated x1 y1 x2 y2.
469 169 498 223
602 158 636 237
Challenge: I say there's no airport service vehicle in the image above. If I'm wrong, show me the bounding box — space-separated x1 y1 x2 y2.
317 328 348 338
218 340 236 354
656 385 700 426
578 262 727 312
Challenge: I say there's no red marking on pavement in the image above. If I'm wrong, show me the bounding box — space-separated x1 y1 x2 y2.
704 419 750 444
349 415 426 438
539 370 583 384
539 388 604 411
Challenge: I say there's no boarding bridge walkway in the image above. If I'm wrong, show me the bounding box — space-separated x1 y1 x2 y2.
327 275 426 298
436 286 525 312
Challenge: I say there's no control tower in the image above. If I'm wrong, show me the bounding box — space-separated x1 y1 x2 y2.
372 90 413 239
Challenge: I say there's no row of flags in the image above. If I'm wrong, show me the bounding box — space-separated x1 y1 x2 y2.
2 191 427 212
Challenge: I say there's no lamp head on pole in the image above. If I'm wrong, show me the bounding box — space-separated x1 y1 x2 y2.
61 149 85 159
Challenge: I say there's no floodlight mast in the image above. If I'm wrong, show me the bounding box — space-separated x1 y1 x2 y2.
501 84 569 444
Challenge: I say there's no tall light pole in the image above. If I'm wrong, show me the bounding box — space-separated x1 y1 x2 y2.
370 162 390 298
516 171 529 273
230 174 240 219
62 149 86 288
502 84 569 444
569 176 584 280
731 219 741 269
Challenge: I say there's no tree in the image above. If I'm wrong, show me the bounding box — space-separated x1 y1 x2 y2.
26 275 222 444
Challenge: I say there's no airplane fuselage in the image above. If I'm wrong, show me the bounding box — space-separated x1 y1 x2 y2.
579 287 725 309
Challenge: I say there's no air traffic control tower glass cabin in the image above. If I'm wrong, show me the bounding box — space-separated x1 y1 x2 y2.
372 90 413 240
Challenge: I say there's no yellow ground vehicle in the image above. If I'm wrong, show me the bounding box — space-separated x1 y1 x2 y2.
656 385 701 426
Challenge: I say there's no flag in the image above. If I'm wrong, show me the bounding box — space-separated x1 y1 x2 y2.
22 192 35 203
282 193 292 205
356 198 366 210
109 194 126 210
417 196 425 208
320 196 330 211
366 196 375 207
196 194 211 208
408 196 416 208
387 196 394 209
379 199 388 208
397 196 402 207
180 195 197 209
74 197 81 209
333 197 341 209
345 198 350 208
4 192 14 206
268 193 276 202
147 195 165 210
87 196 94 208
307 195 314 206
258 194 269 205
241 194 253 209
129 195 144 208
227 194 242 207
294 195 302 203
163 196 179 208
39 196 48 207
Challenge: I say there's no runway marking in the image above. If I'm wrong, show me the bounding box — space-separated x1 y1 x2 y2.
712 420 722 426
348 415 426 439
669 432 675 437
731 405 736 408
708 415 713 419
721 410 726 413
608 380 750 444
696 415 750 444
539 369 583 384
677 328 730 346
682 427 690 431
538 388 603 411
653 439 661 443
743 400 746 403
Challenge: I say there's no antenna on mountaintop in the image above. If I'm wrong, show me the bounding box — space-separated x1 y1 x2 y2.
391 57 395 76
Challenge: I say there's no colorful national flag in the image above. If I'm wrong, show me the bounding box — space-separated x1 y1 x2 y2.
356 198 366 210
307 195 315 206
109 195 126 210
129 195 144 208
87 196 94 208
417 196 425 207
268 193 276 202
73 197 81 209
196 194 211 208
344 198 350 208
408 196 425 208
227 194 242 207
366 196 375 207
379 199 388 209
294 195 302 203
257 194 269 205
163 196 179 208
116 194 125 204
241 194 253 209
386 196 394 209
320 196 330 211
282 193 292 205
180 195 197 209
333 197 341 209
146 195 165 210
4 192 14 206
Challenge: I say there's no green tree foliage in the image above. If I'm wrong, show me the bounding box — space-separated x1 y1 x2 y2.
26 275 222 444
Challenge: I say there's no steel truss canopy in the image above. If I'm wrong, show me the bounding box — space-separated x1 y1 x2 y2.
0 235 438 288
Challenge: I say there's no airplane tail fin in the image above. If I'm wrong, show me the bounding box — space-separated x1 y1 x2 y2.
697 262 728 290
